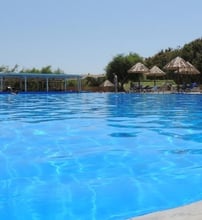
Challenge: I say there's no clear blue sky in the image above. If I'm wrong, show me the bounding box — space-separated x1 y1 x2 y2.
0 0 202 74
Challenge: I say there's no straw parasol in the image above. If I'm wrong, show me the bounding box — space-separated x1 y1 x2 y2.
177 61 200 75
100 80 114 92
164 56 190 71
146 65 166 86
128 62 149 74
128 62 149 89
164 56 200 88
164 56 200 75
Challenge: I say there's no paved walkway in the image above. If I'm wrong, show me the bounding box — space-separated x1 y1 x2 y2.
129 201 202 220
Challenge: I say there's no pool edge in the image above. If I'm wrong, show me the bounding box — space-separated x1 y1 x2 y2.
129 200 202 220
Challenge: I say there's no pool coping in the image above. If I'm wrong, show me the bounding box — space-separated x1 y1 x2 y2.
129 200 202 220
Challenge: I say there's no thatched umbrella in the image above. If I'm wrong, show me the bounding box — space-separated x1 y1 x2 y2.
101 80 114 87
164 56 200 90
164 56 190 89
128 62 149 74
146 65 166 86
164 56 189 71
100 80 114 92
128 62 149 89
177 61 200 75
164 56 200 75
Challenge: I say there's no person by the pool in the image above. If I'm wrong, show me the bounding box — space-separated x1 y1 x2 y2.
6 86 18 94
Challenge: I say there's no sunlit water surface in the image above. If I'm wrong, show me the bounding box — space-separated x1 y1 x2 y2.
0 93 202 220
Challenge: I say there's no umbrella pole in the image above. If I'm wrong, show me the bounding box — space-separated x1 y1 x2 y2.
154 75 156 86
177 78 181 93
138 75 141 92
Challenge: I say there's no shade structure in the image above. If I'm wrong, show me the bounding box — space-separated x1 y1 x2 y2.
164 56 200 88
100 80 114 92
100 80 114 87
128 62 149 74
164 56 200 75
147 65 166 77
146 65 166 86
128 62 149 90
164 56 190 71
177 61 200 75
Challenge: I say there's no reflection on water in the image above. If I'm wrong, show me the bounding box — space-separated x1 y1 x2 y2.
163 149 202 155
0 93 202 220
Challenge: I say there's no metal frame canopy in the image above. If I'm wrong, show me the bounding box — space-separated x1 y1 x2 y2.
0 73 82 92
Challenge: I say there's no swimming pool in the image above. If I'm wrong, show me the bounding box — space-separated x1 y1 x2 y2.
0 93 202 220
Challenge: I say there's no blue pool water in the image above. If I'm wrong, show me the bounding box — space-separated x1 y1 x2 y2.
0 93 202 220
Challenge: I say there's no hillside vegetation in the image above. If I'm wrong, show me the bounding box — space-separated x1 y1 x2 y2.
145 37 202 73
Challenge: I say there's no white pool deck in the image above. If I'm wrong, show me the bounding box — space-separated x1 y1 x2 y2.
129 201 202 220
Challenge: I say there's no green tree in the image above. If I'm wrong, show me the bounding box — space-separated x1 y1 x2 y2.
20 67 40 73
145 37 202 79
20 66 64 74
0 65 9 72
53 68 64 74
85 76 100 86
145 48 180 70
180 38 202 74
40 65 52 73
0 64 19 73
105 53 143 90
10 64 19 72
